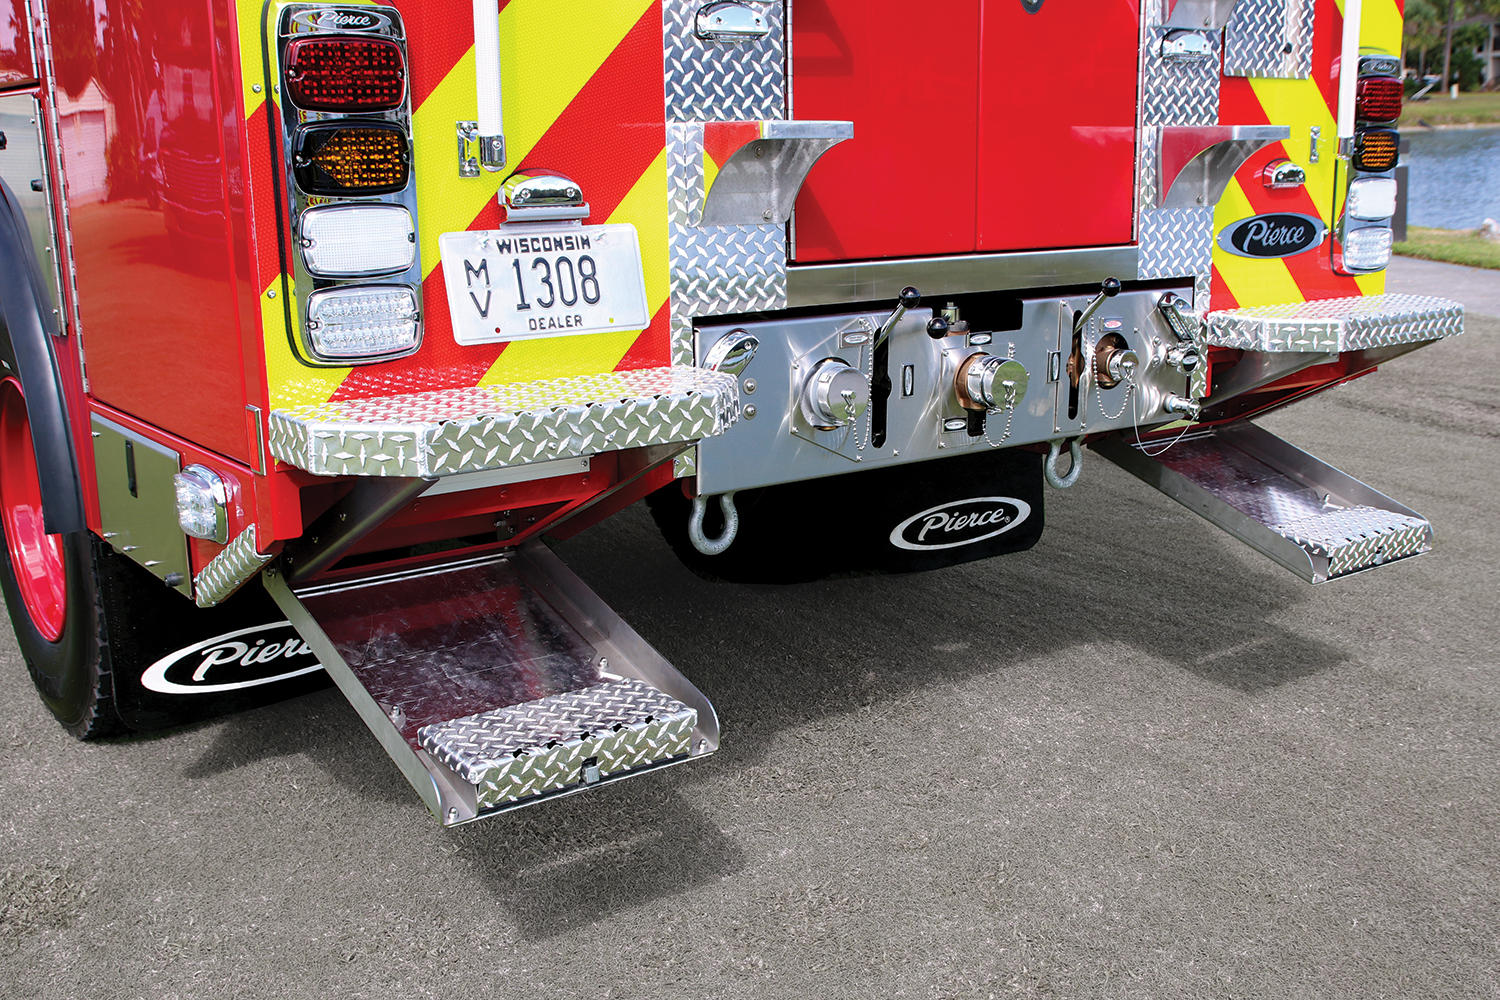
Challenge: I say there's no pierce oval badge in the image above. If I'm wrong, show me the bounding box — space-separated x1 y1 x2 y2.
141 622 323 695
290 9 393 33
1217 213 1326 259
890 497 1031 551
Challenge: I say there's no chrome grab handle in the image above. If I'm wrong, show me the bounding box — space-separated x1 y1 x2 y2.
695 1 770 42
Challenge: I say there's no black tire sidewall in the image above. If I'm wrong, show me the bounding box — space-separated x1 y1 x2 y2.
0 507 111 737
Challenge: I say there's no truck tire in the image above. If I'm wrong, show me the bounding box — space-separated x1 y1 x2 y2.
0 375 120 738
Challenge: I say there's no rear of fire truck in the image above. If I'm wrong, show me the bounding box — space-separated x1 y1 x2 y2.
0 0 1459 823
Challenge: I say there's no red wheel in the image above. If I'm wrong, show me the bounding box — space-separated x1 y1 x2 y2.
0 373 118 738
0 377 67 640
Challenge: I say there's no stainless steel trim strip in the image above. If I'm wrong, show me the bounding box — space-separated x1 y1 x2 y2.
785 246 1142 308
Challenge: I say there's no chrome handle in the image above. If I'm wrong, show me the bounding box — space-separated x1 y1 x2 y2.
695 1 770 41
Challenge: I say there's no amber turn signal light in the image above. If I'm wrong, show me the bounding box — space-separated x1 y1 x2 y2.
294 125 410 195
1352 129 1399 173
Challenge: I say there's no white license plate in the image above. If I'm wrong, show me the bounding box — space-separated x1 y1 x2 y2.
439 224 650 346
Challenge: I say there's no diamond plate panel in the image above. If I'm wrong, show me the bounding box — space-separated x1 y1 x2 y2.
268 366 739 476
1204 294 1465 353
1142 28 1221 126
664 0 785 122
1139 206 1214 303
193 524 273 608
668 122 787 368
1224 0 1315 80
1273 505 1431 578
419 678 696 809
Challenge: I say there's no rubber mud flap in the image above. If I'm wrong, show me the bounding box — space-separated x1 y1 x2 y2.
97 543 330 732
648 450 1044 583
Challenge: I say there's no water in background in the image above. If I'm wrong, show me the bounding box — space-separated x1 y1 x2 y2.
1403 125 1500 230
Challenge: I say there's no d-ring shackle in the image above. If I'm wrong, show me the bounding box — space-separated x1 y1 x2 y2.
1044 438 1083 489
688 492 740 555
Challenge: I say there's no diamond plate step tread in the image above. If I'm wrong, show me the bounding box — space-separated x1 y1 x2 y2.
267 366 739 477
1203 294 1464 354
418 677 697 810
1271 505 1431 578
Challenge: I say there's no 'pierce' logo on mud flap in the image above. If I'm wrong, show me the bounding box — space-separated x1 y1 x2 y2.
1217 213 1326 259
890 497 1032 551
141 622 323 695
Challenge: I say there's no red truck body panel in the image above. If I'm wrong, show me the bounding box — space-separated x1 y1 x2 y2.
0 0 33 86
46 0 253 462
792 0 1139 263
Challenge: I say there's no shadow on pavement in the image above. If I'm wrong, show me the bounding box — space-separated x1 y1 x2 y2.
450 784 745 940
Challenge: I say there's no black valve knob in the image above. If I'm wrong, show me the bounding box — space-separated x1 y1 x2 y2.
898 286 921 309
1101 276 1121 298
926 316 949 339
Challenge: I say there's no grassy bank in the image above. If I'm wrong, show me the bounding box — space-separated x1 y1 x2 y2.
1393 226 1500 269
1400 91 1500 127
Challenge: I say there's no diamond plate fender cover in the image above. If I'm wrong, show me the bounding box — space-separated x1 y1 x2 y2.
267 366 739 477
1203 294 1465 353
418 678 697 810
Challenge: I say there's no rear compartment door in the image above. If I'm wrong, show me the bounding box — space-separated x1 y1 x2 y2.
975 0 1140 252
791 0 981 262
792 0 1140 263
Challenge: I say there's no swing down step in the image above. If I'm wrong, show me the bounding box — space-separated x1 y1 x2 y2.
263 542 718 825
1093 420 1431 584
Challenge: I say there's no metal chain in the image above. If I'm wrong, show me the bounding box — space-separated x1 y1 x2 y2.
842 388 867 452
1083 335 1134 421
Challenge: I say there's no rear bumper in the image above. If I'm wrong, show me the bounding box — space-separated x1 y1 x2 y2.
268 365 738 478
1202 294 1464 354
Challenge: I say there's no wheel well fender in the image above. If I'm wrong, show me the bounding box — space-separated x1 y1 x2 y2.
0 176 83 535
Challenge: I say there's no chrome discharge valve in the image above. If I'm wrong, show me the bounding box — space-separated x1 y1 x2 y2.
801 359 870 430
956 354 1029 411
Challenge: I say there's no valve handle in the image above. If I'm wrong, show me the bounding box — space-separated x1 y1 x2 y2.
875 286 923 348
1074 276 1123 336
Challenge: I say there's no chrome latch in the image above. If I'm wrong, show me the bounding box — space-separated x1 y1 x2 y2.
695 1 770 42
457 121 480 178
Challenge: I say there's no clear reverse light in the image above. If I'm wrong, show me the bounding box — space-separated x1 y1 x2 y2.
1346 178 1398 221
174 465 229 544
1343 226 1394 271
300 204 415 277
306 285 420 361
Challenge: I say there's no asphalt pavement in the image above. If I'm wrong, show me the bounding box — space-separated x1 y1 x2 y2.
2 260 1497 999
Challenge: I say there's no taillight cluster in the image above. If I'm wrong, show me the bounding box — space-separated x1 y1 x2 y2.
275 5 421 364
1335 56 1403 275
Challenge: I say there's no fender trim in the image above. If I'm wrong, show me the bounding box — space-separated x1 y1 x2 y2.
0 177 83 535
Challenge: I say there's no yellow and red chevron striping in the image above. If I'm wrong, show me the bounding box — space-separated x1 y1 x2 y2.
242 0 670 410
1210 0 1402 311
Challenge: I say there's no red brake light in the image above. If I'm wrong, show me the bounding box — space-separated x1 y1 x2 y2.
283 37 406 113
1356 76 1402 124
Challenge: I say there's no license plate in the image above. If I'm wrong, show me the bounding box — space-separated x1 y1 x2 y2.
439 224 650 346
